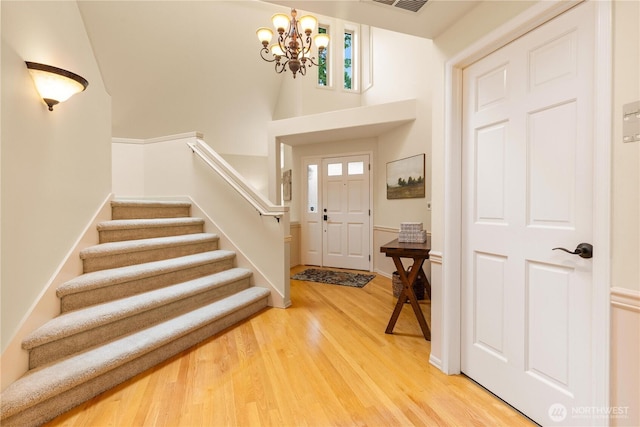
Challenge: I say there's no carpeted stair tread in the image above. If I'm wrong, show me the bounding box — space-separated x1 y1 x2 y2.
0 287 270 421
23 267 253 351
58 250 235 300
80 233 218 259
80 233 219 273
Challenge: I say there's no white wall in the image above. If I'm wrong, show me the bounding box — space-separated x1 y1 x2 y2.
1 1 112 352
78 0 283 158
610 1 640 425
222 154 269 198
611 0 640 293
365 28 432 233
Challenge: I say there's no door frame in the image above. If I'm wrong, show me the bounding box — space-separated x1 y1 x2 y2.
440 0 611 416
300 151 374 271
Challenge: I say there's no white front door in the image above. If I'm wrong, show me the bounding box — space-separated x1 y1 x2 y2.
461 2 596 425
321 155 371 270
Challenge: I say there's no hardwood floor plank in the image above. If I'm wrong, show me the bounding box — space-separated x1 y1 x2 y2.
44 267 534 427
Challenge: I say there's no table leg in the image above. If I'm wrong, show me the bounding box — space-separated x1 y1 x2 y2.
385 257 431 340
419 266 432 300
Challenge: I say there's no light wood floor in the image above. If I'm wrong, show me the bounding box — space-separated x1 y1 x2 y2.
45 266 534 427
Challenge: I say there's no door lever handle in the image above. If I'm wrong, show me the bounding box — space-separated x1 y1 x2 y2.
552 243 593 259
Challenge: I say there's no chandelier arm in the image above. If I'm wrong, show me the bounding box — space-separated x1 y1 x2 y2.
275 59 288 74
277 34 290 60
302 35 312 54
259 47 278 63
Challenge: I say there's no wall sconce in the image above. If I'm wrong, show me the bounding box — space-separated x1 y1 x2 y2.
25 61 89 111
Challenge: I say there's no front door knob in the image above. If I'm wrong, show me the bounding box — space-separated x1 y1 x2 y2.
552 243 593 259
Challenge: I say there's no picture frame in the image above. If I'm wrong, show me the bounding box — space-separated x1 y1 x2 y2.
282 169 292 201
386 154 425 199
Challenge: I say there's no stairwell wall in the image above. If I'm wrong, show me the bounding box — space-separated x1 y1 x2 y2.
1 0 112 359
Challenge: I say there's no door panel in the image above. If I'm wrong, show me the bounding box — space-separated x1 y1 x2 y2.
528 101 577 227
461 3 595 425
473 252 507 359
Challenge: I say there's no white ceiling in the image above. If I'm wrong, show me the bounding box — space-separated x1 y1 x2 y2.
77 0 480 149
264 0 480 39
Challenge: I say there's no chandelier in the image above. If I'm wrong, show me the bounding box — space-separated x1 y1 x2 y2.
256 9 329 78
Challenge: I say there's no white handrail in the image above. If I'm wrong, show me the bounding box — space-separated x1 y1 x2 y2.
187 139 287 220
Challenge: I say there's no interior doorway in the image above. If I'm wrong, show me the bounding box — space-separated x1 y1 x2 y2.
301 154 372 271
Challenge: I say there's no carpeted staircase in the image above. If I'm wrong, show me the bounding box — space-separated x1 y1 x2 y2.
0 199 270 426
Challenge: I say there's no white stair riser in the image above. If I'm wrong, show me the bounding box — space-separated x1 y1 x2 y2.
99 224 204 243
82 240 218 273
112 205 190 219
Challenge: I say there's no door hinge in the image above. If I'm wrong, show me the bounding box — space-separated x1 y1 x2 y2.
369 255 371 261
368 163 371 171
369 209 371 216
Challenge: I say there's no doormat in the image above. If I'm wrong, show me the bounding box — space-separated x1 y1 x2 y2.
291 268 375 288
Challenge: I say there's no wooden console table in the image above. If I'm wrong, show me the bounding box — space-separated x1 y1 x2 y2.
380 238 431 340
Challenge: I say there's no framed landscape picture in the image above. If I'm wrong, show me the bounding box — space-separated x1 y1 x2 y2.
386 154 425 199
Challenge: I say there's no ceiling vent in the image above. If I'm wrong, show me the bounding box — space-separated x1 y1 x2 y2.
372 0 429 13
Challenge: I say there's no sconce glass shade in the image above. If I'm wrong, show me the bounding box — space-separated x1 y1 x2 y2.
25 61 89 111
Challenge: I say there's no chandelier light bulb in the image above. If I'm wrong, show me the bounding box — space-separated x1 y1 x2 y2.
256 27 274 47
314 34 329 51
298 15 317 35
271 13 290 34
270 44 285 57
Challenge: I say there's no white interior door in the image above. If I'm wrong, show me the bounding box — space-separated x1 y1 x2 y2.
461 3 596 425
322 155 370 270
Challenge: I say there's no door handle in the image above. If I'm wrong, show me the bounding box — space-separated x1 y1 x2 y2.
552 243 593 259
